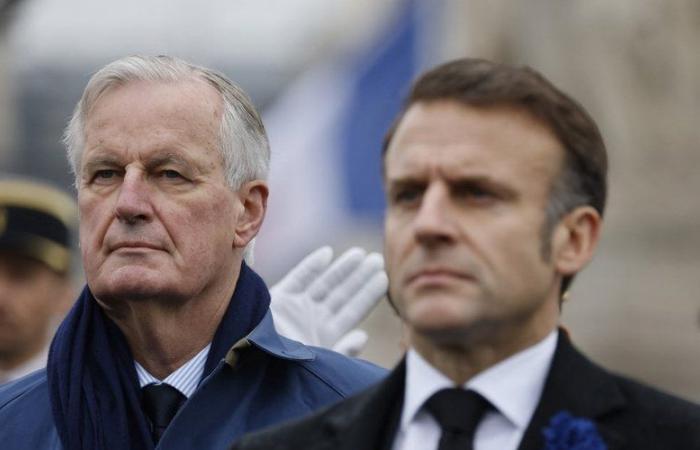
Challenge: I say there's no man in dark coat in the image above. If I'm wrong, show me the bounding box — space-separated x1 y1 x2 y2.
232 58 700 450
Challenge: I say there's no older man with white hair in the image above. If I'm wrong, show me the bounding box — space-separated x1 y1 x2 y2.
0 55 387 450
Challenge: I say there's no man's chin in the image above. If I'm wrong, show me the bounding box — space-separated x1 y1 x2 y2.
404 295 481 327
89 271 179 304
93 286 163 304
408 312 496 348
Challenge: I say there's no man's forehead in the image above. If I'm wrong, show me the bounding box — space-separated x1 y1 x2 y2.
385 100 564 180
81 78 224 162
391 101 559 145
86 77 222 122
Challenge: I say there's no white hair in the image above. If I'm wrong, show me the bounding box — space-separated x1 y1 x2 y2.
64 55 269 188
64 55 270 262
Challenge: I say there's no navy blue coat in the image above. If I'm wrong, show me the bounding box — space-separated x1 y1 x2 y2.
0 311 387 449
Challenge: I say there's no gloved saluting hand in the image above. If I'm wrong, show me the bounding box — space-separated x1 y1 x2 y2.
269 246 388 357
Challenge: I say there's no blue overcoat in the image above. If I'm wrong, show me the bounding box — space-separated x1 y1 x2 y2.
0 311 386 449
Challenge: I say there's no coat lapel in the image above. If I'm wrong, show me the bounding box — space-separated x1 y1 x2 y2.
517 330 627 450
311 358 407 450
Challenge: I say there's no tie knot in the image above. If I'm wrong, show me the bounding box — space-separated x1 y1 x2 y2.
425 388 490 434
141 383 186 443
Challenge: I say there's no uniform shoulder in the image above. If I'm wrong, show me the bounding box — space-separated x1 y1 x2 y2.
0 369 48 409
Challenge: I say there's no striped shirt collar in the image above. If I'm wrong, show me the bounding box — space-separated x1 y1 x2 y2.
135 343 211 398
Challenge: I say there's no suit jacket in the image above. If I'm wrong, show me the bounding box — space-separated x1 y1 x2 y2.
231 331 700 450
0 311 386 450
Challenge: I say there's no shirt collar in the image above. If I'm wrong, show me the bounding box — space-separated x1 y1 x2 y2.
135 343 211 398
468 330 557 428
401 348 457 430
402 330 558 430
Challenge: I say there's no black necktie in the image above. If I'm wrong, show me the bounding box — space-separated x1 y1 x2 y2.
141 384 186 444
425 388 491 450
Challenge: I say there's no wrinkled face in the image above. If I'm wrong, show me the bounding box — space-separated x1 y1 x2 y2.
79 79 241 306
384 101 565 344
0 252 69 364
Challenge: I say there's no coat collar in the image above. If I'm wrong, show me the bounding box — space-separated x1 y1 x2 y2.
224 311 315 368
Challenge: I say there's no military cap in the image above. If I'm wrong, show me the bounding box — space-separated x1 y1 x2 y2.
0 177 77 274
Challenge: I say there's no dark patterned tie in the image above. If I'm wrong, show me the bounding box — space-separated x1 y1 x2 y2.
141 383 186 444
425 388 491 450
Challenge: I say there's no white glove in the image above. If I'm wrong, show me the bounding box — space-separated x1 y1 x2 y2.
269 246 387 357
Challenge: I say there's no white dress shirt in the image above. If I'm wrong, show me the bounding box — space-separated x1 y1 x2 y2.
393 330 557 450
135 343 211 398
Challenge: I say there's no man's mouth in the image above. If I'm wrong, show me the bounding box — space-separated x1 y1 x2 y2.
406 267 474 286
110 241 162 252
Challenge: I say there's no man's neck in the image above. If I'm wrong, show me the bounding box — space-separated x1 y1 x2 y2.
410 321 558 385
99 282 237 380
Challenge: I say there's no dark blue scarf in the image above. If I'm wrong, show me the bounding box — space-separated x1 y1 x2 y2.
47 262 270 450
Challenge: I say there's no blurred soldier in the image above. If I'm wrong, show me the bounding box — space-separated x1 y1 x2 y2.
0 177 75 383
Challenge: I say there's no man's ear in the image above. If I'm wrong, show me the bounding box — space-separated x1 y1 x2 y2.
550 206 602 276
232 180 269 249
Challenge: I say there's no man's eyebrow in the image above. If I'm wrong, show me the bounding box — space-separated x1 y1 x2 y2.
386 172 496 185
450 175 519 199
146 153 192 169
385 172 426 184
387 173 518 197
81 155 122 173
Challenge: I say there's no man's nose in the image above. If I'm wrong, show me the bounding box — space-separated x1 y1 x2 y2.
413 183 457 247
114 169 153 225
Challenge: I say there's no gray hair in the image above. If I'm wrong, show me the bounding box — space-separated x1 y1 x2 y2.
541 162 590 258
64 55 270 189
64 55 270 263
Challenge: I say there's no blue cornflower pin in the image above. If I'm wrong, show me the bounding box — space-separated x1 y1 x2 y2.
542 411 607 450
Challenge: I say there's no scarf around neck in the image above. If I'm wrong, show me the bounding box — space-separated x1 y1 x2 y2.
47 261 270 450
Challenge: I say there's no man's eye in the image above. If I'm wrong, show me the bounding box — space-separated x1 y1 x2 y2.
92 170 119 182
392 188 422 204
162 170 182 179
454 184 495 202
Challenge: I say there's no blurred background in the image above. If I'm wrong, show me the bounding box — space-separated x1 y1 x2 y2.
0 0 698 401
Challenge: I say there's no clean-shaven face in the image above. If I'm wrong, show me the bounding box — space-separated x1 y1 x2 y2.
78 79 241 306
384 100 565 344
